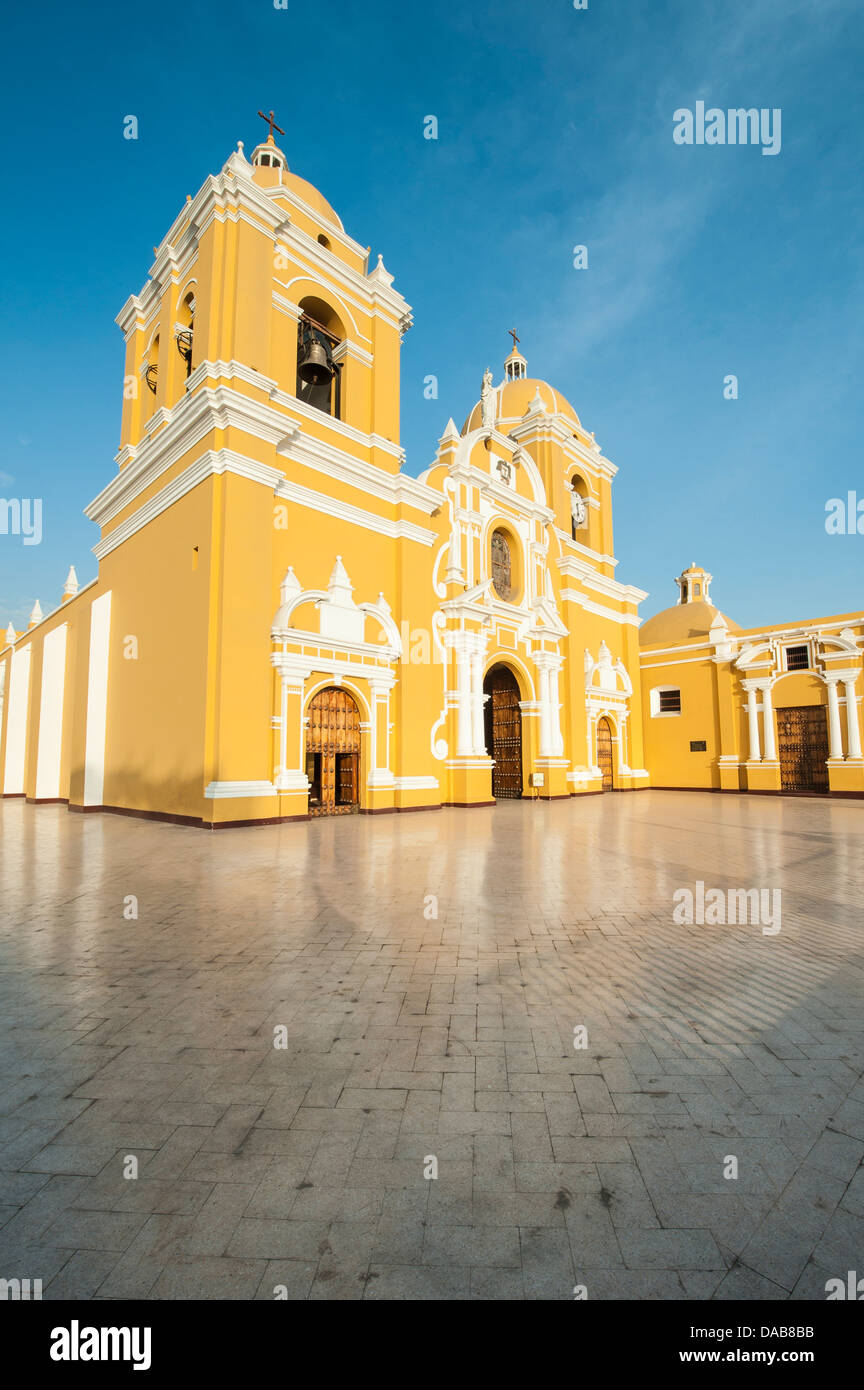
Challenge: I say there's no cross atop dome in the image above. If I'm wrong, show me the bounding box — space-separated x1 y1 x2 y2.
504 329 527 382
251 108 288 172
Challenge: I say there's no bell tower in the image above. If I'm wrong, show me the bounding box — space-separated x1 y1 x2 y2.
114 117 412 475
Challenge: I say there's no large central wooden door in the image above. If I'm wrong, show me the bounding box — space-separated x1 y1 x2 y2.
597 717 614 791
483 665 523 799
305 687 361 816
776 705 829 793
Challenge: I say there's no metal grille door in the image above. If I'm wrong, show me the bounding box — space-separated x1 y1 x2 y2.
484 666 523 799
776 705 830 793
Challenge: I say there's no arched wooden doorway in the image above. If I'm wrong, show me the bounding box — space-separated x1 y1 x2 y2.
596 717 615 791
305 687 361 816
483 665 523 799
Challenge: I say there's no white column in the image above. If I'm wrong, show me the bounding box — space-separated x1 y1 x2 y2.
279 675 289 777
367 682 395 785
761 683 777 761
538 665 553 756
549 663 564 756
456 648 472 756
745 685 761 761
470 650 485 755
843 679 862 759
3 645 31 795
826 677 844 759
36 624 68 800
273 667 311 792
83 591 112 806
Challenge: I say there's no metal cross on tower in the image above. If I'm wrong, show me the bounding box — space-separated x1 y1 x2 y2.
257 109 285 140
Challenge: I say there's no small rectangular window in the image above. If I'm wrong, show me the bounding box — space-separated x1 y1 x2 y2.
785 645 809 671
659 689 682 713
690 740 707 752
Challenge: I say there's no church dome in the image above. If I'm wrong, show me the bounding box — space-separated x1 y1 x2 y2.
280 172 343 230
250 132 344 230
639 563 739 645
462 375 582 434
461 342 583 434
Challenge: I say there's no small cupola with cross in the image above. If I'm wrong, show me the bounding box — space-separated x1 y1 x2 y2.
504 329 527 382
676 562 712 605
251 108 288 173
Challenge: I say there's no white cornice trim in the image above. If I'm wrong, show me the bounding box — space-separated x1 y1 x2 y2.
93 371 413 529
286 434 440 516
557 554 646 604
91 450 283 561
554 532 620 569
274 477 436 546
268 383 403 461
560 590 641 627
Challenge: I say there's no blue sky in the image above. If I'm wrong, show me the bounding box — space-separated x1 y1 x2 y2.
0 0 861 630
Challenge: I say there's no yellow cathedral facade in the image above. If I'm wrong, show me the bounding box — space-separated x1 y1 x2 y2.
2 130 863 827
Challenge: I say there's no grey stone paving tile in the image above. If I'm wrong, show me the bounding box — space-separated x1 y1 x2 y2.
617 1227 727 1270
226 1218 329 1262
712 1264 790 1300
41 1209 149 1253
469 1266 524 1299
577 1268 686 1299
71 1176 213 1217
254 1260 317 1300
808 1206 864 1274
520 1227 575 1299
149 1256 266 1300
363 1263 471 1299
43 1250 120 1300
736 1214 821 1291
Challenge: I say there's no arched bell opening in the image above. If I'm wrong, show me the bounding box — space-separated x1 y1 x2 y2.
483 664 523 799
176 292 195 380
305 686 360 815
296 296 344 419
569 472 590 544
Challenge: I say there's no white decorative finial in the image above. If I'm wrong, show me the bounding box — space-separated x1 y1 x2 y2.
63 565 79 599
439 417 460 445
28 599 43 628
327 555 353 601
5 621 16 645
279 567 301 604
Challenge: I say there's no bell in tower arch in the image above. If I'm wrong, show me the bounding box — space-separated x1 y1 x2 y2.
298 332 333 386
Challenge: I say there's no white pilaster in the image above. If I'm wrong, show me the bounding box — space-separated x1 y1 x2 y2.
761 682 777 762
826 676 844 759
744 683 761 761
843 678 862 760
470 651 485 756
456 648 472 756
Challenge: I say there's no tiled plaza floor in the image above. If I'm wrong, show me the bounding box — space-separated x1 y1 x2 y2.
1 790 863 1301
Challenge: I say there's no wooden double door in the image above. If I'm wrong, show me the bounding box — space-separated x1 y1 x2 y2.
596 717 614 791
305 687 361 816
776 705 830 793
483 665 523 799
